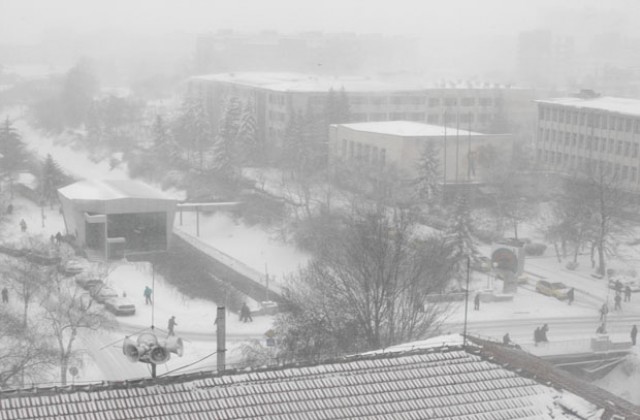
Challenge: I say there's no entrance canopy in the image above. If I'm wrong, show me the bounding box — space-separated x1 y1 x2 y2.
58 180 178 259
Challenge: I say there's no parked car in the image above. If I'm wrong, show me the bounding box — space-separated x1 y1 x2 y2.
471 257 491 273
535 280 571 300
58 259 86 276
92 286 119 303
104 297 136 316
75 276 104 290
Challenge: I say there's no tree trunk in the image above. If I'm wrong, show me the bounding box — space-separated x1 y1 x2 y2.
598 240 606 276
60 357 68 386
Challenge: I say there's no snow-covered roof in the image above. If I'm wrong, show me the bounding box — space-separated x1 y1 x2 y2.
191 72 518 93
0 343 596 419
337 120 484 137
58 179 176 201
536 96 640 116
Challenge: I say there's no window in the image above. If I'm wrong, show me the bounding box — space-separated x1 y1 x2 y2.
627 119 633 132
634 143 639 158
633 167 638 183
372 147 379 163
622 165 629 180
341 139 347 157
626 142 631 155
609 139 615 153
351 113 367 122
617 140 623 155
364 145 371 163
349 141 354 159
428 98 441 107
380 149 386 166
350 96 368 105
368 113 386 121
461 98 475 106
444 98 457 106
391 112 406 120
371 97 387 106
409 112 424 121
479 98 492 107
427 114 439 124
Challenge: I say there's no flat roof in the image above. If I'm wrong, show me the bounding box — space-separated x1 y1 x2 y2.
58 179 177 201
336 121 484 137
536 96 640 117
192 72 519 93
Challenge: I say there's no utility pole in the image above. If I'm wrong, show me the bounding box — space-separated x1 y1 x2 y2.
443 110 447 203
463 257 471 347
216 306 226 373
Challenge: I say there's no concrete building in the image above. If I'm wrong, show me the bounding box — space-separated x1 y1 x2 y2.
187 72 533 159
535 93 640 191
58 180 178 259
329 121 513 183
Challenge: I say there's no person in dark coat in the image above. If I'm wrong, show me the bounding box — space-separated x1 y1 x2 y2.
600 303 609 321
240 302 252 322
55 232 63 245
596 323 607 334
566 288 575 305
502 333 511 346
167 316 177 336
632 325 638 346
474 293 480 311
624 285 632 302
1 287 8 304
540 324 549 342
19 219 27 232
614 293 622 311
143 286 153 305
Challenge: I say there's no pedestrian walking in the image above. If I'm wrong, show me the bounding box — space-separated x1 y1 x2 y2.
1 287 8 304
566 288 575 305
596 323 607 334
624 285 632 302
540 324 549 342
631 325 638 346
19 219 27 232
599 303 609 321
502 333 511 346
167 316 177 336
614 293 622 311
474 293 480 311
55 232 63 245
143 286 153 305
240 302 252 323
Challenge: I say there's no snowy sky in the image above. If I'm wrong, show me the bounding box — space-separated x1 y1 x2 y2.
1 0 638 45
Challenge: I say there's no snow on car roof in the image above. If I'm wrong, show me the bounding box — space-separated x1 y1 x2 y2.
58 179 176 201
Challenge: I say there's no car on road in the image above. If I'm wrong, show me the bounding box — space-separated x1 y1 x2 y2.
75 276 104 290
104 297 136 316
91 286 119 303
58 259 86 276
535 280 571 300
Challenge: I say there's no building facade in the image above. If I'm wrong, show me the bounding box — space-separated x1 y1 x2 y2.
329 121 513 183
187 73 533 160
535 94 640 191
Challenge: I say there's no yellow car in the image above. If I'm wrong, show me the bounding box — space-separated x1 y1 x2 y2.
535 280 570 300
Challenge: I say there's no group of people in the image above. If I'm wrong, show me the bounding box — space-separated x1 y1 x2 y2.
533 324 550 345
49 232 64 245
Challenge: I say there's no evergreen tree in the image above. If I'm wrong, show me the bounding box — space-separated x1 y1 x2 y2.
236 99 259 165
61 60 98 127
414 142 441 202
176 98 214 170
211 96 242 178
0 118 29 198
39 154 66 208
445 193 479 270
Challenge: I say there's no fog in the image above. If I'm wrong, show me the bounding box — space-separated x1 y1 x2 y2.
2 0 640 85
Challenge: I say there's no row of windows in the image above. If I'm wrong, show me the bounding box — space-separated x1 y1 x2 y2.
308 96 498 107
540 106 640 133
339 139 387 166
268 94 285 106
539 129 640 158
345 112 495 124
539 150 640 183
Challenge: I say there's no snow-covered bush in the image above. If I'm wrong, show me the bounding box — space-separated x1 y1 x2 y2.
566 261 578 270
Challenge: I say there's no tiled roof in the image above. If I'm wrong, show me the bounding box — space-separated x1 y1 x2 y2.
0 346 590 420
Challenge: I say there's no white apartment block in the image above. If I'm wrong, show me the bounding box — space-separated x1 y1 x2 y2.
188 73 533 158
536 94 640 190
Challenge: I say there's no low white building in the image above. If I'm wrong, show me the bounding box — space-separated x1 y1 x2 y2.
329 120 513 183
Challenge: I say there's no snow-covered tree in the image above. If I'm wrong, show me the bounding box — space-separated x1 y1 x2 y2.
414 142 441 202
176 98 214 170
445 193 478 269
210 96 242 178
39 154 66 208
0 117 29 198
61 60 98 127
236 99 259 165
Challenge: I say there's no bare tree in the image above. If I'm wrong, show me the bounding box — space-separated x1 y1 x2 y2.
43 279 113 385
274 200 456 361
0 308 56 388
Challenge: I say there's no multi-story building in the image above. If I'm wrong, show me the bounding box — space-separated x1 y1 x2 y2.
535 91 640 191
188 72 533 160
329 121 513 183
